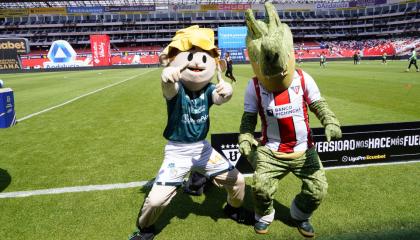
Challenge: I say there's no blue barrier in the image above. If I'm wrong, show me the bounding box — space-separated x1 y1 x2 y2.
0 88 16 128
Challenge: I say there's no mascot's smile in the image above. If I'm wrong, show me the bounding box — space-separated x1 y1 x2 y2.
187 66 204 72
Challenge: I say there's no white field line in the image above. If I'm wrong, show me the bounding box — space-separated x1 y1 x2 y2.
17 69 156 122
0 160 419 199
0 181 152 199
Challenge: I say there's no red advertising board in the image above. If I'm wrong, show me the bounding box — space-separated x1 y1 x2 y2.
90 35 111 67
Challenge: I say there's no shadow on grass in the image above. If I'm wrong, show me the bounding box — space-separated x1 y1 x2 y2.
0 168 11 192
318 228 420 240
135 181 297 236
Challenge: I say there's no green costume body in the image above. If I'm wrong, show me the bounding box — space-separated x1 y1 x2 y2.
251 145 327 219
240 2 342 236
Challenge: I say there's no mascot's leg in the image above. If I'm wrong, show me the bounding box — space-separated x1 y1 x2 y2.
213 168 254 225
290 147 328 238
252 146 289 234
212 168 245 208
198 142 252 224
130 142 192 240
138 185 178 228
129 185 178 240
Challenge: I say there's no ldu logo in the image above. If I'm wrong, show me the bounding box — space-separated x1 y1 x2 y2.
47 40 76 63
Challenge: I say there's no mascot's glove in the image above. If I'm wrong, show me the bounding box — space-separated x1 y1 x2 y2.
216 81 233 99
309 98 342 142
161 62 189 83
238 133 259 157
238 112 259 157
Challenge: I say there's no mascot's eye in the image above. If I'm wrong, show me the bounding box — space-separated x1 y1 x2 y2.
202 55 207 63
187 53 193 61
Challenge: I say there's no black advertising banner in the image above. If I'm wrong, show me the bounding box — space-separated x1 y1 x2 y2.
0 38 30 70
211 121 420 174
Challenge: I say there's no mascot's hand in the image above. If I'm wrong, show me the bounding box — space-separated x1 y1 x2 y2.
238 133 258 156
325 124 342 142
161 62 189 83
216 81 233 98
215 63 233 98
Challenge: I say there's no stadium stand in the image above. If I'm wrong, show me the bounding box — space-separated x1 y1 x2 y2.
0 0 418 69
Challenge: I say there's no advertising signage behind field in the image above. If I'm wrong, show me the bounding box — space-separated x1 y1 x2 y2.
90 35 111 67
211 121 420 174
0 38 30 70
218 26 247 62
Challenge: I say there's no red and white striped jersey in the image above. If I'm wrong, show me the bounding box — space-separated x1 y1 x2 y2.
244 69 321 153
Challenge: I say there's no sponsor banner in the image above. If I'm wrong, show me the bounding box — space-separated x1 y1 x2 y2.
218 4 251 11
0 38 29 70
218 26 247 49
220 48 248 62
211 121 420 173
0 38 30 55
104 5 155 12
67 6 104 14
349 0 387 7
0 9 29 17
171 5 200 12
315 2 350 9
43 40 86 68
200 4 219 11
200 4 251 11
0 88 16 128
29 7 66 15
90 35 111 67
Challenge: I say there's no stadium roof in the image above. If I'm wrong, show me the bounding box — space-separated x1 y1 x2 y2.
0 0 351 8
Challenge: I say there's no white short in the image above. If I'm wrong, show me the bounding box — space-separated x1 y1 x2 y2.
154 140 234 186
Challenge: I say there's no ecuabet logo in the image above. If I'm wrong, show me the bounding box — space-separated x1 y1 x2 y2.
44 40 85 68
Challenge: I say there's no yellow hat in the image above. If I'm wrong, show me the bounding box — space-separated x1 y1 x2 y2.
165 25 219 58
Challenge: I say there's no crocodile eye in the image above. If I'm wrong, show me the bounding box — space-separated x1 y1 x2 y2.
202 55 207 63
187 52 193 61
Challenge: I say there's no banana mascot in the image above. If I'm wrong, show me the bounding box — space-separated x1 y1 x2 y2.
239 3 342 238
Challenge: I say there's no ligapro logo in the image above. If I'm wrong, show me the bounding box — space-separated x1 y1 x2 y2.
47 40 76 63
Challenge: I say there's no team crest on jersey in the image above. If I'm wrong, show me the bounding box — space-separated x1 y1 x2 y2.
291 86 300 94
221 144 241 163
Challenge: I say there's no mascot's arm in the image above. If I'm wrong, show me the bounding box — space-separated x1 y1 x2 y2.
238 112 259 156
161 81 179 100
160 62 189 100
309 98 342 142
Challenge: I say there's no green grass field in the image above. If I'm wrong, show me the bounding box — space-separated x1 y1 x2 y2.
0 61 419 240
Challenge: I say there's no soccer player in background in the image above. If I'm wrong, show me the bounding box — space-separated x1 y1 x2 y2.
353 52 358 65
382 53 387 64
224 52 237 83
320 53 326 68
406 48 418 72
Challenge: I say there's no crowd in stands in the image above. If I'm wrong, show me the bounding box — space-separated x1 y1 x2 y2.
20 37 419 69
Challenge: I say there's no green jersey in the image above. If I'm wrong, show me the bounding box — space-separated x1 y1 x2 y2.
409 50 417 61
163 82 216 143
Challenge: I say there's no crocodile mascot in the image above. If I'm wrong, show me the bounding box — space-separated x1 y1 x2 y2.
238 3 342 238
129 25 250 240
